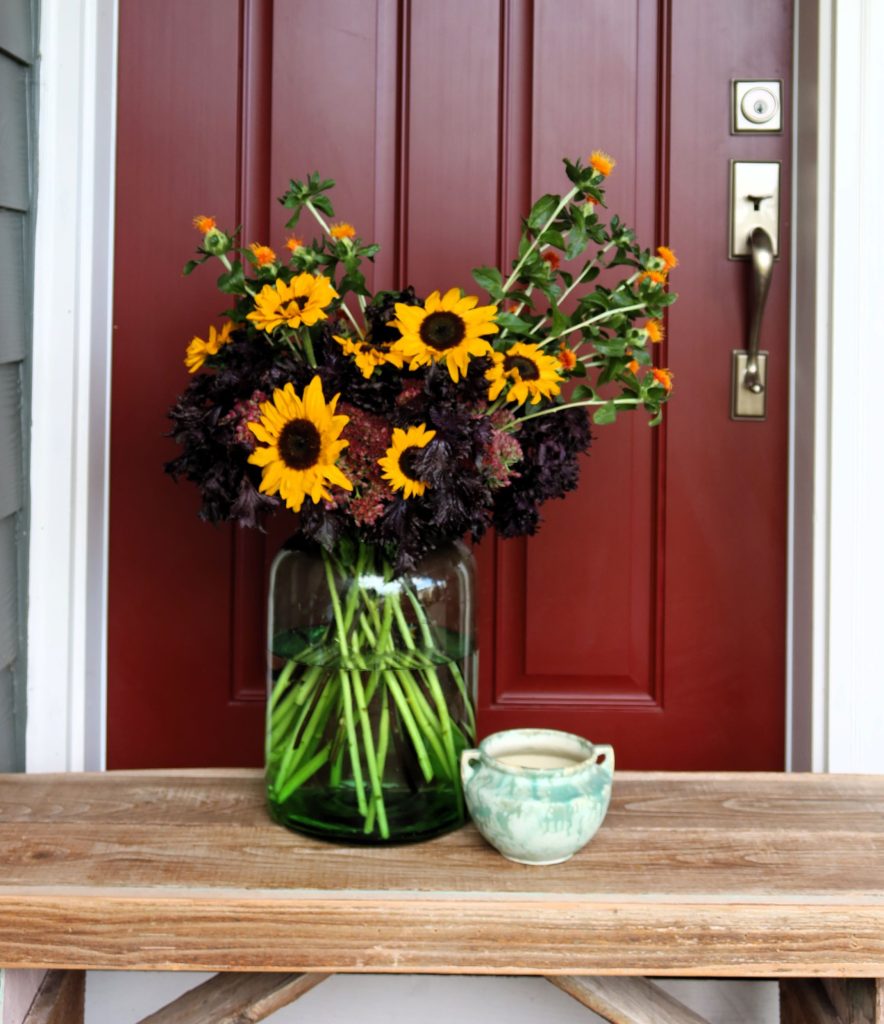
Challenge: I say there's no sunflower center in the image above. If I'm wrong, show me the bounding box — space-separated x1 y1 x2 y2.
292 295 309 310
504 354 540 380
419 311 466 351
398 446 426 482
278 418 322 470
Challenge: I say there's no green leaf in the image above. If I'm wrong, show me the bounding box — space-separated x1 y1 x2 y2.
572 384 597 402
216 262 246 295
538 228 566 250
593 401 618 426
182 259 201 276
550 305 570 337
472 265 504 299
311 194 334 217
496 311 533 333
527 193 560 230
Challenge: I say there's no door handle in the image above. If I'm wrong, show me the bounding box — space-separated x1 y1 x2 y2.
744 226 773 393
732 226 773 420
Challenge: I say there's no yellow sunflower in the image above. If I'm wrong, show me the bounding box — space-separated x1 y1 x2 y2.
246 273 338 333
184 321 234 373
390 288 498 382
378 424 436 499
486 341 563 406
247 376 352 512
333 333 405 379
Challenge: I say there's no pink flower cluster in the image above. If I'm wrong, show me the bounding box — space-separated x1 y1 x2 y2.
221 390 268 450
338 403 394 526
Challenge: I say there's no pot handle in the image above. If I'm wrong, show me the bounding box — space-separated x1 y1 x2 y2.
592 744 615 780
460 748 482 787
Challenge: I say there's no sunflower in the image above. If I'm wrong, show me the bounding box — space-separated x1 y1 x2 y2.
391 288 498 382
246 273 338 333
184 321 234 373
247 376 352 512
333 333 405 379
378 424 436 499
486 341 563 406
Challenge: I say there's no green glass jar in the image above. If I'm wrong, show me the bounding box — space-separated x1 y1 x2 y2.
265 538 477 844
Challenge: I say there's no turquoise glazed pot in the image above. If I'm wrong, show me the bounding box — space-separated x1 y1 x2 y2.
460 728 614 865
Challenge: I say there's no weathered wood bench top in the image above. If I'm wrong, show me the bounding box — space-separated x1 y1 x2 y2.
1 770 883 977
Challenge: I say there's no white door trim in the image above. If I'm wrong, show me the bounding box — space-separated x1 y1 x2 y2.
26 0 118 771
28 0 881 774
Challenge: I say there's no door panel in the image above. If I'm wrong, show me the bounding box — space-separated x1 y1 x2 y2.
109 0 790 770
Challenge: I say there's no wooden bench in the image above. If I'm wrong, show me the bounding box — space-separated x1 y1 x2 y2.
1 770 882 1023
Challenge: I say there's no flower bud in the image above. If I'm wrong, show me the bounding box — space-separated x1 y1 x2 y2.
203 227 231 256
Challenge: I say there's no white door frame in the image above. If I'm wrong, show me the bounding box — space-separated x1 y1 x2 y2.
26 0 884 773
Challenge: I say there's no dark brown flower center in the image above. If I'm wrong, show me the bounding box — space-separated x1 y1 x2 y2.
503 354 540 380
398 445 425 482
419 311 466 351
278 418 321 470
293 295 309 310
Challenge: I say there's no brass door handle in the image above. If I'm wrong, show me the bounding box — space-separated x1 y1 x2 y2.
744 226 774 394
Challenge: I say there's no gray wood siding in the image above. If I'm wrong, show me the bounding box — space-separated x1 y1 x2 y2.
0 0 36 772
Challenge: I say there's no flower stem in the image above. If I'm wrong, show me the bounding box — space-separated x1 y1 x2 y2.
507 395 641 429
502 187 579 294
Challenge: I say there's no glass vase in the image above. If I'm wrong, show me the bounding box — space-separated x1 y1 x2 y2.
265 537 477 844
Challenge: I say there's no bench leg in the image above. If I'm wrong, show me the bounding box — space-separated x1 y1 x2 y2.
780 979 884 1024
21 970 86 1024
136 971 330 1024
548 975 710 1024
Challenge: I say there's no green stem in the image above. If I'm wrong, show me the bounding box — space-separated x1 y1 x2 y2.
277 744 331 802
538 302 648 347
502 187 579 294
350 669 389 838
506 395 641 429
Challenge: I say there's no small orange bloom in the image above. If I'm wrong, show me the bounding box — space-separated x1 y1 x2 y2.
285 236 304 252
557 343 577 371
542 250 561 271
626 359 640 375
645 319 665 343
193 215 216 234
652 367 673 391
657 246 678 271
588 150 616 176
330 222 356 240
640 270 668 286
249 243 277 267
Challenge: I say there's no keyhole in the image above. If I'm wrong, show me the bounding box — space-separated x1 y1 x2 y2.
754 100 767 116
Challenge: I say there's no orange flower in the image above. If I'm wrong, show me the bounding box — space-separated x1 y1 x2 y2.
285 236 304 252
193 215 216 234
652 367 673 391
626 359 639 375
557 343 577 371
249 243 277 267
645 319 665 343
640 270 668 286
588 150 616 176
542 250 561 271
657 246 678 271
330 222 356 240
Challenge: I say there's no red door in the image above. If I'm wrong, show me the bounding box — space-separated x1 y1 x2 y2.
109 0 791 770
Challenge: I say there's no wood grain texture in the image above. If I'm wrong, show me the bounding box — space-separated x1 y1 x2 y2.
21 970 85 1024
549 975 710 1024
1 772 884 976
137 971 328 1024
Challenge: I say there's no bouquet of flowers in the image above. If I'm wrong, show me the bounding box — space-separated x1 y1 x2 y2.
167 152 676 842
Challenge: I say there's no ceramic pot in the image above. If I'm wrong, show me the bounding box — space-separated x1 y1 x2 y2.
460 728 614 864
